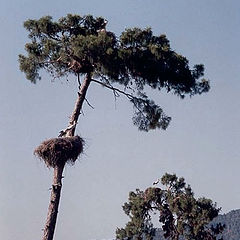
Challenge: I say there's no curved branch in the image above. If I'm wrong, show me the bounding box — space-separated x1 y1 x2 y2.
84 97 94 109
91 78 152 120
91 78 133 100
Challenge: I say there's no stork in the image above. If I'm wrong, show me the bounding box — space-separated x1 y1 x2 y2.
97 19 108 33
153 178 160 185
58 121 77 137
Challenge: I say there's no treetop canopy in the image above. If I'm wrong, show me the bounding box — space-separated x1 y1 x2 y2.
19 14 210 131
116 173 224 240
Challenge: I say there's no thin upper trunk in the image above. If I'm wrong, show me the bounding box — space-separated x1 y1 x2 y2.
42 73 92 240
67 72 92 137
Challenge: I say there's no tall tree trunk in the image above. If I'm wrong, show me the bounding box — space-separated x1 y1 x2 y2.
42 73 92 240
42 164 64 240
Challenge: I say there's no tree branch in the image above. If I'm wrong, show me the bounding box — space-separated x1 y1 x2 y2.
84 97 94 109
46 33 61 42
91 78 133 100
77 73 81 90
91 78 150 120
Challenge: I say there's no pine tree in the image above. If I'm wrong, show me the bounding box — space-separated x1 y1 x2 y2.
116 173 225 240
19 14 210 240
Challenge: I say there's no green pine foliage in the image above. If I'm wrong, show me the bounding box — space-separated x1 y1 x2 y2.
19 14 210 131
116 173 224 240
154 209 240 240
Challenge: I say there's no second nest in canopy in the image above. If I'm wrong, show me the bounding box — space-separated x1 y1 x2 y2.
34 136 84 168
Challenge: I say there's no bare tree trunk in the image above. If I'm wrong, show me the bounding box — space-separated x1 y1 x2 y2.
42 73 92 240
67 73 92 137
42 164 64 240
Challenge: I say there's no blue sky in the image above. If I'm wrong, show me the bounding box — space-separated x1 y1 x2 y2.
0 1 240 239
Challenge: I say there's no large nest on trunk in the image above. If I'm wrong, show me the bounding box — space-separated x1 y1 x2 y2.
34 136 84 168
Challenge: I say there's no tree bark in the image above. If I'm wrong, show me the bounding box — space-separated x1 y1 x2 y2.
67 72 92 137
42 164 64 240
42 73 92 240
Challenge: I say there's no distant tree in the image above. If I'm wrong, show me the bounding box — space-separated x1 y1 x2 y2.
116 173 225 240
19 14 210 240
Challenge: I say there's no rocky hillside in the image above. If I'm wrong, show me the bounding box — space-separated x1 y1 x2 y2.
214 209 240 240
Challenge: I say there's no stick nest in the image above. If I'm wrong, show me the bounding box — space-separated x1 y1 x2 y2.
34 136 84 168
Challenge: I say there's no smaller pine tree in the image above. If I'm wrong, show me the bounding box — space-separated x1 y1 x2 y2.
116 173 225 240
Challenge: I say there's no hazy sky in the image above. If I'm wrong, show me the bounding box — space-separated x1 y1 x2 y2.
0 0 240 239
